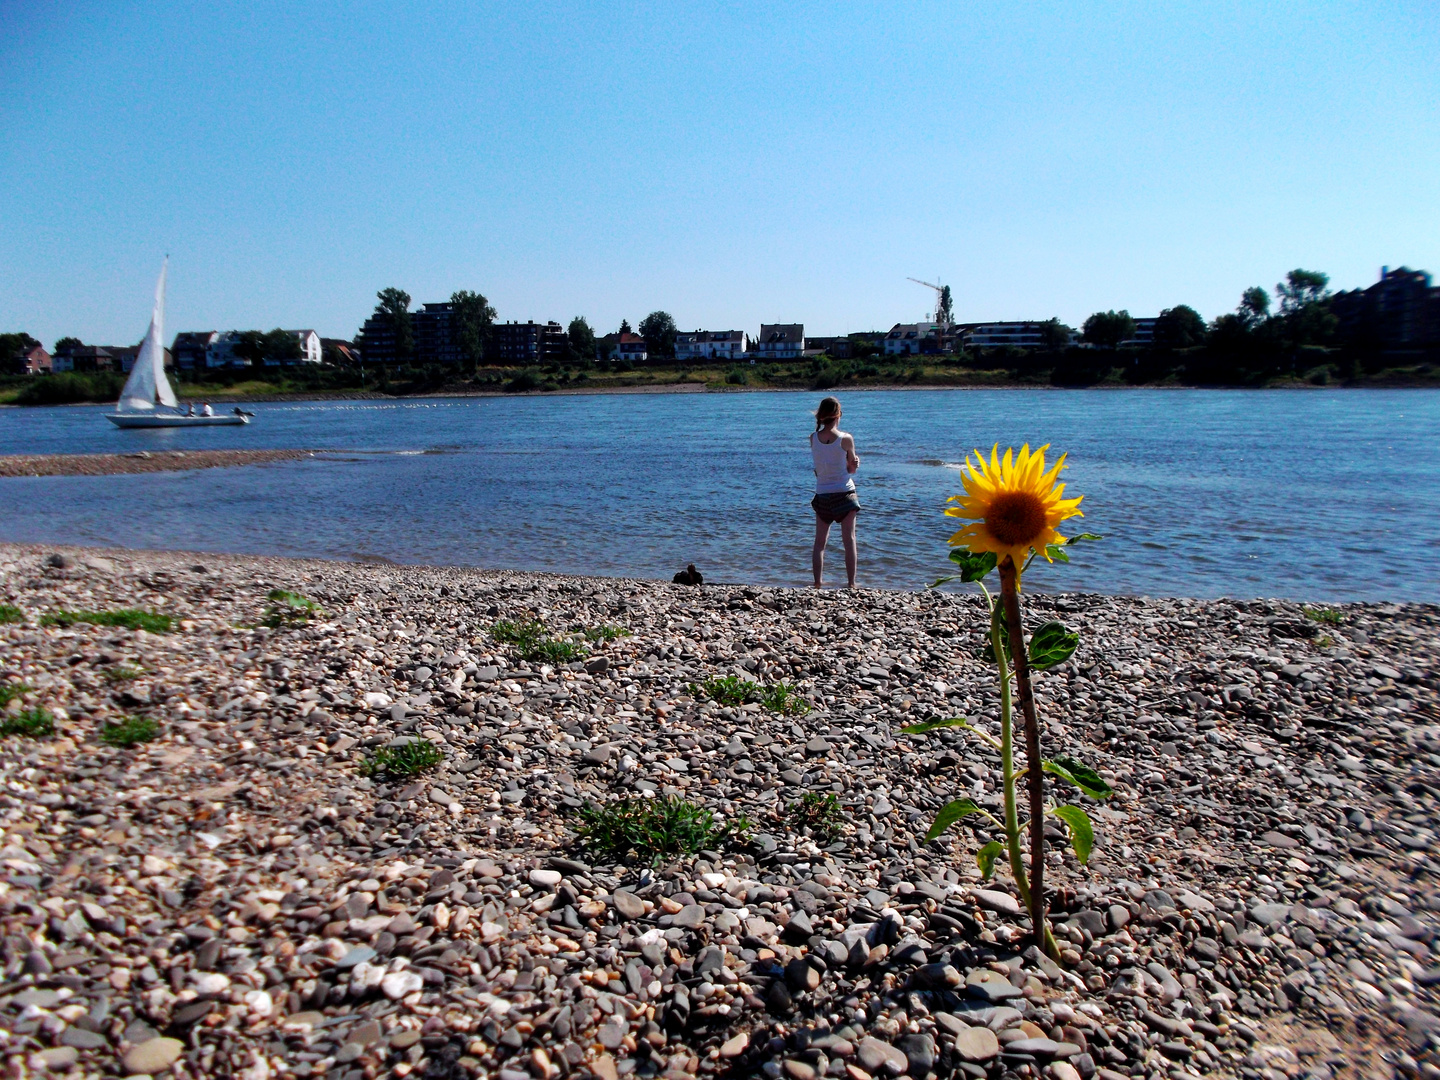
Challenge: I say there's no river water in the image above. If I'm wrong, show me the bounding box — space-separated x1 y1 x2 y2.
1 388 1435 601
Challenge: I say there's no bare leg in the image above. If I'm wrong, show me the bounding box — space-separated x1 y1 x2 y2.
812 515 832 587
840 511 858 588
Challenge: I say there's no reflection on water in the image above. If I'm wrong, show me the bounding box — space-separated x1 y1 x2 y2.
0 388 1436 600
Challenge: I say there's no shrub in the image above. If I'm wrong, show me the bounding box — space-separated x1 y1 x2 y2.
725 367 748 385
360 740 445 778
690 675 758 707
41 609 173 633
506 368 540 393
0 604 23 625
492 618 586 664
1303 607 1344 625
16 372 125 406
99 715 160 746
576 796 750 864
759 681 810 716
787 791 844 843
2 709 54 738
0 682 29 707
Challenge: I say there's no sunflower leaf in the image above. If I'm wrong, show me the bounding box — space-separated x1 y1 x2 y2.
1028 621 1079 670
980 620 1012 664
976 840 1005 879
1044 544 1071 563
1042 756 1114 799
1051 805 1095 864
947 549 997 582
924 799 983 843
1065 533 1103 545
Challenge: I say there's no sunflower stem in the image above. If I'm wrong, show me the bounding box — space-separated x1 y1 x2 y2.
999 556 1060 960
991 598 1033 920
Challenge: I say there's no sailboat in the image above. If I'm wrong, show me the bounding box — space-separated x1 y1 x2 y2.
105 260 251 428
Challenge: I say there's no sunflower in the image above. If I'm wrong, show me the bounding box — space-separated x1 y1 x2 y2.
945 443 1084 575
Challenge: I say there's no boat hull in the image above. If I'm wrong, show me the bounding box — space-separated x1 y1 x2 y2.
105 413 250 428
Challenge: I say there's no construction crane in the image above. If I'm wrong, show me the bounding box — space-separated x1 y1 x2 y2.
908 278 953 326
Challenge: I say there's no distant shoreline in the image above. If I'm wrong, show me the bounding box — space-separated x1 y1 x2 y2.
5 374 1437 408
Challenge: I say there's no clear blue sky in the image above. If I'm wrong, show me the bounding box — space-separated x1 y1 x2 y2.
2 1 1437 348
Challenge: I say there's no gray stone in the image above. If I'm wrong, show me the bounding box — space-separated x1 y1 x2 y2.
528 868 562 888
672 905 706 929
858 1037 909 1077
954 1026 1000 1062
612 890 644 920
60 1027 107 1049
783 910 815 943
973 889 1021 917
897 1033 935 1074
1249 902 1291 927
35 1047 80 1070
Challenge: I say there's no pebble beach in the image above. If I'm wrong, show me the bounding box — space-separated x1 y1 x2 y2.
2 543 1438 1080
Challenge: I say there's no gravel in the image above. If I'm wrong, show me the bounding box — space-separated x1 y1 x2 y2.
1 543 1437 1080
0 449 317 477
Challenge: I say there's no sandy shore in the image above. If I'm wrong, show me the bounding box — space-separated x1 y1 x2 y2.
0 450 317 478
1 543 1437 1080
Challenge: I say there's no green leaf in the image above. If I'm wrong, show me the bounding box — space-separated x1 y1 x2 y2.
1066 533 1103 544
1028 621 1079 670
1051 805 1095 864
1043 756 1114 799
924 799 983 843
976 840 1005 879
1043 544 1071 563
947 549 997 582
901 716 975 736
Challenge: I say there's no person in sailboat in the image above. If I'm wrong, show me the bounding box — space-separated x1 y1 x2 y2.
185 403 195 417
201 402 214 417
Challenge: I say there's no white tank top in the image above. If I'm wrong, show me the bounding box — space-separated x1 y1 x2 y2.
811 430 855 494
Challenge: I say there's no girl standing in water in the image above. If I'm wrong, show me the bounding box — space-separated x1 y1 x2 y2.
810 395 861 588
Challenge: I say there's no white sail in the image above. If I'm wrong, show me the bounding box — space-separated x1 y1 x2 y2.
116 260 177 413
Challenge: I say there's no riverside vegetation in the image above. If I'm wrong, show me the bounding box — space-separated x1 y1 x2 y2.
0 544 1438 1080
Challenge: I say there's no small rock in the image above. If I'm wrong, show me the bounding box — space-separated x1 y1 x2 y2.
529 868 562 889
613 890 644 920
954 1026 1000 1062
973 889 1022 917
381 970 424 999
35 1046 80 1070
122 1037 185 1075
857 1036 909 1077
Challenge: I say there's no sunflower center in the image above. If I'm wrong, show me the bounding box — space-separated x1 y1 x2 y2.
985 491 1049 547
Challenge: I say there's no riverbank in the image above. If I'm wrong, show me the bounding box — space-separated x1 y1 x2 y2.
0 449 317 478
3 544 1438 1079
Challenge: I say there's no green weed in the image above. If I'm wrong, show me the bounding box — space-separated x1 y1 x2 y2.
41 609 173 633
262 589 321 628
689 675 810 715
360 740 445 778
0 682 30 707
101 665 144 684
492 619 587 664
582 624 630 643
99 715 160 746
1303 607 1344 625
0 604 23 625
575 796 751 864
1 709 54 738
787 791 844 843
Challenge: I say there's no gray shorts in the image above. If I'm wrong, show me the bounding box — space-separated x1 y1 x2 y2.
812 491 860 523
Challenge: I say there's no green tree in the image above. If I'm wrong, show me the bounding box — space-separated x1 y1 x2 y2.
376 287 413 360
1081 310 1135 349
0 332 41 364
937 285 954 325
1276 270 1329 314
567 316 596 362
231 330 268 365
639 311 677 358
53 336 82 353
1038 318 1071 351
1153 305 1206 350
1238 286 1270 326
619 319 632 335
262 328 302 362
450 290 496 367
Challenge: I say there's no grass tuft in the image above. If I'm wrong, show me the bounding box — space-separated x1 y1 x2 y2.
41 609 173 633
1303 607 1344 625
360 740 445 778
1 709 54 738
0 604 23 625
262 589 321 628
786 791 845 843
582 624 630 643
575 796 750 864
99 715 160 746
492 618 587 664
101 665 145 684
689 675 810 715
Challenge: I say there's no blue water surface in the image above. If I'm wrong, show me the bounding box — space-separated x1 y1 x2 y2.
1 388 1435 601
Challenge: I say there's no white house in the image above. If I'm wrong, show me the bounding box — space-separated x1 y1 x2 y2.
961 322 1078 349
755 324 804 360
676 330 749 361
1119 318 1157 348
266 330 322 366
616 332 648 364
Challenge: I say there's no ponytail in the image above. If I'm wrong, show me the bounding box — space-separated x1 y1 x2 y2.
815 396 841 431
